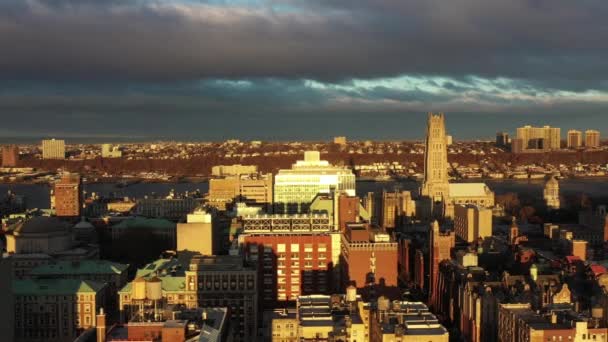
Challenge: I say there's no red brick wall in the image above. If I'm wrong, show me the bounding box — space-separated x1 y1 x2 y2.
339 196 359 232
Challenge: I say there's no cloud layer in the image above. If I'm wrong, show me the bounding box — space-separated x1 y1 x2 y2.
1 0 608 139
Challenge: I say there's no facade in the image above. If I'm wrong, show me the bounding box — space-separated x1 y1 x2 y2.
101 144 122 158
13 278 106 342
274 151 356 214
341 223 398 294
429 220 455 310
134 197 200 220
380 190 416 229
54 173 82 218
185 255 258 341
567 130 583 149
177 209 216 255
544 175 560 210
41 139 65 159
2 144 19 167
239 214 339 305
454 204 492 243
371 298 449 341
208 173 273 210
586 129 601 148
516 125 561 151
211 164 258 177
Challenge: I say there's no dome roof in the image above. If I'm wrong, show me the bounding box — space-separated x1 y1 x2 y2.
10 216 72 235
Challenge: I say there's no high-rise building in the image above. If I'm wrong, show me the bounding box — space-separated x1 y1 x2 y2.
380 190 416 229
496 132 510 147
240 214 338 305
544 175 560 210
2 145 19 167
567 130 583 149
54 173 82 218
274 151 356 214
429 220 454 310
101 143 122 158
454 204 492 243
516 125 561 151
585 129 601 148
341 223 398 297
421 113 451 217
41 139 66 159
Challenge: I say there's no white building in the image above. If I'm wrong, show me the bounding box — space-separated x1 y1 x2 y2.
273 151 356 214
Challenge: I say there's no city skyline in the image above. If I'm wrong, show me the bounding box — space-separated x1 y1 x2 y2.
1 1 608 139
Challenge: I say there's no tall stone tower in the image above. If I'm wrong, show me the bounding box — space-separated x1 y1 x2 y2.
544 175 560 210
421 112 451 217
428 220 454 310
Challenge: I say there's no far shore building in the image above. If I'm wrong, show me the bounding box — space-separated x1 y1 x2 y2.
516 125 561 151
2 145 19 167
101 143 122 158
567 130 583 149
41 138 65 159
586 129 601 148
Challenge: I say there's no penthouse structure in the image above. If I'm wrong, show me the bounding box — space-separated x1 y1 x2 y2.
41 139 65 159
240 214 340 305
274 151 355 214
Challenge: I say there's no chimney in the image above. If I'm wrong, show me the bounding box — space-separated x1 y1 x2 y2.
96 308 106 342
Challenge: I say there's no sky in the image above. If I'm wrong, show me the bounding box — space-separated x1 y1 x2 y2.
1 0 608 141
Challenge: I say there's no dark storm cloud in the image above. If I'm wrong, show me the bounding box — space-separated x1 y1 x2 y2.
1 0 608 89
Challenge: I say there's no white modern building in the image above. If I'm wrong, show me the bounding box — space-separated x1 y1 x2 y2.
273 151 356 214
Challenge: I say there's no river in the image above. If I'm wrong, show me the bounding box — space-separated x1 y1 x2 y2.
0 178 606 210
